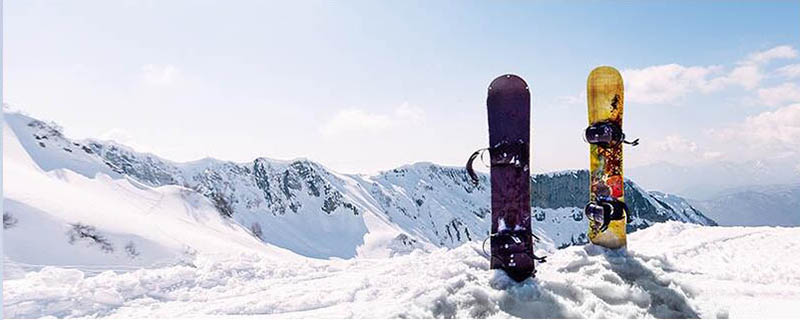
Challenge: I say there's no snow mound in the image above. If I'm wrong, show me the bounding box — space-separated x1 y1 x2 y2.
5 222 799 318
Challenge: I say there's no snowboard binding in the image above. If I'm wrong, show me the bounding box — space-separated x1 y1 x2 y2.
482 230 547 281
466 139 528 185
584 198 629 232
584 120 639 148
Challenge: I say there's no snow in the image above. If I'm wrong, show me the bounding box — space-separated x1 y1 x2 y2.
4 222 800 318
3 114 297 271
2 111 716 263
4 110 796 318
3 114 121 180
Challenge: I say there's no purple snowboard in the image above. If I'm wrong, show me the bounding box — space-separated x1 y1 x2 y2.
487 74 535 281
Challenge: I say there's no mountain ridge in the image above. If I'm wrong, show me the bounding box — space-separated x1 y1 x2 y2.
4 111 716 261
690 183 800 226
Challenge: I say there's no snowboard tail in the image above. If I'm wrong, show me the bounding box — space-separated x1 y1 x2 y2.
586 66 628 249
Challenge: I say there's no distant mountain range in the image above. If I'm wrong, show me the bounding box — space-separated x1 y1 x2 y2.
628 160 800 200
4 111 716 265
690 184 800 227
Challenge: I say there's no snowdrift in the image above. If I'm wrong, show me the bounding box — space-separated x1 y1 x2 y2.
4 222 799 318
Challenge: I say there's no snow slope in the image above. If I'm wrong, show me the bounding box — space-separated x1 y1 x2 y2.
4 222 799 318
3 113 298 273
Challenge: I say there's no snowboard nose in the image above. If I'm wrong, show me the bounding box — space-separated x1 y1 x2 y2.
488 74 529 92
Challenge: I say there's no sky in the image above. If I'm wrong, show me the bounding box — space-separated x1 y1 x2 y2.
3 1 800 175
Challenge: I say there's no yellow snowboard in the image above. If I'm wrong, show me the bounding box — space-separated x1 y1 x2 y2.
587 66 627 249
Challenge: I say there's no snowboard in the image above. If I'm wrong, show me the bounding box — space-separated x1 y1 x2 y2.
486 74 536 281
585 66 629 249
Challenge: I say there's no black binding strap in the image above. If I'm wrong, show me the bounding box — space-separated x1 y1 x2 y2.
481 231 548 269
585 199 629 232
623 138 640 146
466 148 487 185
466 140 527 186
585 121 640 148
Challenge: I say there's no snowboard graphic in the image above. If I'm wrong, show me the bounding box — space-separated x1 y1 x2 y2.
585 66 632 249
484 74 537 281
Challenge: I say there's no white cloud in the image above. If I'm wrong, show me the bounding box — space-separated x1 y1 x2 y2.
744 45 798 65
712 103 800 152
713 46 799 89
320 103 425 137
708 64 762 90
776 64 800 79
555 91 586 106
630 134 705 166
658 135 699 153
141 64 179 86
623 45 798 105
319 109 391 136
741 103 800 148
702 151 723 160
623 64 719 104
394 102 425 123
757 83 800 107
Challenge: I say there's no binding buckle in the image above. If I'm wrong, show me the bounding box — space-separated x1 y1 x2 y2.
585 198 629 232
584 121 639 148
466 140 528 185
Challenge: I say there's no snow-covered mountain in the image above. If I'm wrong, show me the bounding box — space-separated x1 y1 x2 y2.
3 111 716 267
8 111 800 319
530 171 716 249
690 184 800 226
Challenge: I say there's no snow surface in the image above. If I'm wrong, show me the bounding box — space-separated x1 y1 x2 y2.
3 113 300 270
4 222 799 318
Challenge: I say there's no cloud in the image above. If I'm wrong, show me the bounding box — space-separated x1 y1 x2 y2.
776 64 800 79
740 103 800 148
744 45 798 65
622 45 798 104
554 91 586 106
320 103 425 137
657 135 699 153
712 46 798 89
631 134 705 166
319 109 391 135
623 64 720 104
394 103 425 123
702 151 723 160
708 64 762 90
711 103 800 152
141 64 179 86
757 83 800 107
